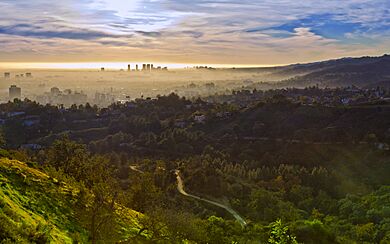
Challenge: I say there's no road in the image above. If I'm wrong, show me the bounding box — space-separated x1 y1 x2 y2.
175 170 247 227
129 165 144 174
129 166 248 227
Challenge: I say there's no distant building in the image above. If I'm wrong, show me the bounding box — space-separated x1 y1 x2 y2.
51 87 61 96
128 64 131 72
136 64 139 71
142 64 147 71
22 115 40 127
63 89 72 95
94 92 115 107
21 144 42 150
4 72 10 79
174 119 187 128
7 111 25 118
151 64 154 70
9 85 21 101
194 114 206 124
72 92 87 105
205 82 216 89
26 73 32 78
101 67 105 71
147 64 151 71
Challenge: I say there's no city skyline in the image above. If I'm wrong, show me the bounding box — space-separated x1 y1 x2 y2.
0 0 389 68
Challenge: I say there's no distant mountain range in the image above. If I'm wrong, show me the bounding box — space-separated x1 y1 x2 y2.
260 54 390 88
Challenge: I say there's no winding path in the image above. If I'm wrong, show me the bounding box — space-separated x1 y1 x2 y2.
129 166 247 227
130 165 144 174
175 170 247 227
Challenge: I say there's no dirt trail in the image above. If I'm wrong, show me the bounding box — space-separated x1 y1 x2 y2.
175 170 247 227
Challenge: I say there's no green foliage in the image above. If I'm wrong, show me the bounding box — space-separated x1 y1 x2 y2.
1 95 390 243
249 188 301 222
204 216 243 244
0 148 10 158
292 220 337 244
0 158 88 243
0 129 5 148
44 136 90 181
2 119 26 147
268 219 298 244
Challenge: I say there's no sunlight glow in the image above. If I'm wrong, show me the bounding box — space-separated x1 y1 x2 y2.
89 0 142 17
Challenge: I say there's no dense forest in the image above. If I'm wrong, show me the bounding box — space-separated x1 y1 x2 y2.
1 91 390 243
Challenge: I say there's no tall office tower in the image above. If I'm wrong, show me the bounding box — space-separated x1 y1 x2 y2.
147 64 151 71
128 64 131 71
4 72 10 79
151 64 154 70
136 64 139 71
9 85 21 101
142 64 147 71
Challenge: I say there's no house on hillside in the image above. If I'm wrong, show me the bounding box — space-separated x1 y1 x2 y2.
194 114 206 124
22 115 40 127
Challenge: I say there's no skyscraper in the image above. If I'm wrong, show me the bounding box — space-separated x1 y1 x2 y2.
9 85 21 101
147 64 151 71
143 64 147 71
128 64 131 71
136 64 139 71
151 64 154 70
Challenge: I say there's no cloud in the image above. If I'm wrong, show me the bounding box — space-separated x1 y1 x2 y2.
135 31 162 38
0 23 130 40
0 0 389 64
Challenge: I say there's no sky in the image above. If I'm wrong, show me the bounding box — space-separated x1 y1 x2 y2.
0 0 389 67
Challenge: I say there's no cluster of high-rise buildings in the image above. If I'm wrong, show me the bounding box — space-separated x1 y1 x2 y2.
35 87 87 106
129 64 168 72
5 84 120 107
100 64 168 72
4 72 32 79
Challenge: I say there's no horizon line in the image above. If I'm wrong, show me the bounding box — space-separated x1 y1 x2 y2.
0 54 388 70
0 62 285 70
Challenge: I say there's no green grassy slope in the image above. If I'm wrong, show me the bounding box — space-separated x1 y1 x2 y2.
0 158 88 243
0 158 147 243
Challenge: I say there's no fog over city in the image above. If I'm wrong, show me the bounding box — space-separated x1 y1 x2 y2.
0 65 288 107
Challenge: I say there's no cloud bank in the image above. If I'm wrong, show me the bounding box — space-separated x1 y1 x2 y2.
0 0 389 64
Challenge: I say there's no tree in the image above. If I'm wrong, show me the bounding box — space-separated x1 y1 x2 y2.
73 156 121 243
45 137 121 243
135 208 207 243
44 136 90 181
268 219 298 244
0 129 5 148
3 119 25 147
204 216 242 244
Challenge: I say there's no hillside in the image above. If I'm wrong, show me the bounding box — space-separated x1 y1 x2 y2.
0 157 142 243
268 54 390 88
0 158 86 243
